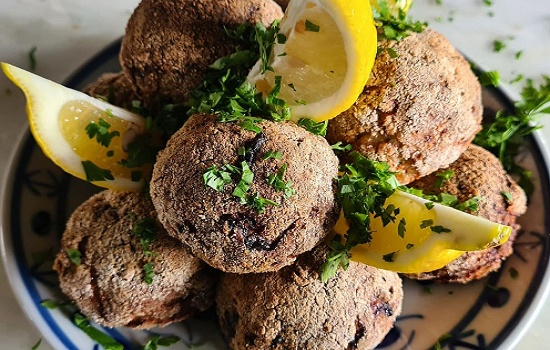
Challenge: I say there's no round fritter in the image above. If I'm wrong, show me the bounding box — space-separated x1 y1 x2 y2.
150 113 340 273
83 71 138 110
120 0 283 106
53 190 217 329
326 29 483 185
216 245 403 350
405 145 527 283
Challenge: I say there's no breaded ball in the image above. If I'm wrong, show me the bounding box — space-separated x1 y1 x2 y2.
120 0 283 106
53 190 217 329
216 245 403 349
405 145 527 283
83 71 138 110
150 113 339 273
326 29 483 184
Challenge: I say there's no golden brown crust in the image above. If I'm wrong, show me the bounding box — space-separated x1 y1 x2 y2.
150 113 340 273
53 190 217 329
405 145 527 283
82 71 139 110
120 0 283 106
327 29 483 185
216 245 403 349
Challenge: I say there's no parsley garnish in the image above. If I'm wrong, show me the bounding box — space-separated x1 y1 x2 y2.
398 218 406 238
267 163 296 199
430 225 451 234
81 160 114 182
331 141 352 153
132 217 158 284
40 299 73 309
420 219 433 229
434 170 454 188
305 20 320 32
492 40 506 52
85 118 120 147
501 191 513 201
73 313 123 350
321 152 400 281
246 192 279 214
233 161 255 199
203 165 234 191
28 46 37 72
143 335 181 350
66 249 81 266
474 76 550 195
382 251 397 262
262 150 283 160
31 339 41 350
372 1 426 42
479 70 500 87
297 118 328 136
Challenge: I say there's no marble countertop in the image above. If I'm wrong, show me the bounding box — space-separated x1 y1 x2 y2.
0 0 548 349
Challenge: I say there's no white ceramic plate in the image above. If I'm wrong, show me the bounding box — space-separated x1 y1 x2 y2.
1 41 549 350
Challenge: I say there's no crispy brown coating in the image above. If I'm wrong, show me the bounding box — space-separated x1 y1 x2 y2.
83 71 139 110
150 113 339 273
216 245 403 350
405 145 527 283
53 190 217 329
326 29 483 185
120 0 283 106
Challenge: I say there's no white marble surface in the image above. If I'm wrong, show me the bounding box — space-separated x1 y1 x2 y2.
0 0 548 349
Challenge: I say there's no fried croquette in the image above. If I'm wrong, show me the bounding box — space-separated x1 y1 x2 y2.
120 0 283 106
53 190 217 329
216 245 403 349
327 29 483 185
405 145 527 283
150 113 339 273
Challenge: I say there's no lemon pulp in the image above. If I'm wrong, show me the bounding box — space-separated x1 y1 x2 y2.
334 190 512 273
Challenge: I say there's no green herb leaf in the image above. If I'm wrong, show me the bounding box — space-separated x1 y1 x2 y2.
232 161 254 199
420 219 433 229
267 163 296 199
262 150 283 160
143 262 155 284
85 118 120 147
382 251 397 262
305 20 320 32
31 338 42 350
81 160 114 182
398 218 406 238
132 217 157 256
372 2 427 42
430 225 451 234
143 335 181 350
492 40 506 52
73 313 123 350
434 170 454 188
66 249 82 266
331 142 352 153
203 165 234 191
40 299 73 310
479 70 500 87
297 118 328 136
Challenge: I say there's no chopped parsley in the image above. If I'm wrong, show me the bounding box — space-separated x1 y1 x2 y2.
382 251 397 262
515 50 524 60
66 249 82 266
233 161 255 199
73 313 123 350
297 118 328 136
474 76 550 195
262 150 283 160
305 20 320 32
203 165 235 191
398 217 406 238
321 152 400 281
81 160 114 182
430 225 451 234
28 46 37 72
434 170 454 188
372 1 426 42
143 335 181 350
132 216 158 284
31 339 42 350
479 70 500 87
483 0 493 5
267 163 296 199
40 299 73 310
331 142 352 153
501 191 513 201
492 39 506 52
85 118 120 147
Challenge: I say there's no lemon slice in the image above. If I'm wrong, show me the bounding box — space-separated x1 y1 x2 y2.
333 190 512 273
2 63 147 191
246 0 377 122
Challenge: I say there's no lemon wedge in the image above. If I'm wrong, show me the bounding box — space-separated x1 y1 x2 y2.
2 63 147 191
333 190 512 273
246 0 377 122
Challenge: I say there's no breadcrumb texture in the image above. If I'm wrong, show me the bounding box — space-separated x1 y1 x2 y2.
120 0 283 106
327 29 483 184
53 190 216 329
150 113 340 273
83 71 138 110
406 145 527 283
216 245 403 350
